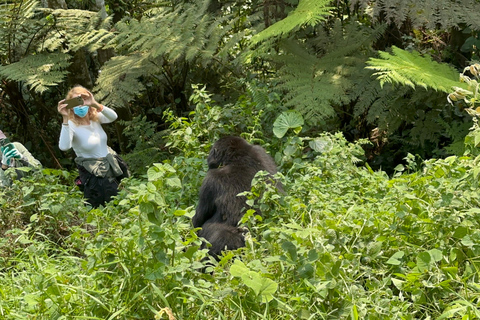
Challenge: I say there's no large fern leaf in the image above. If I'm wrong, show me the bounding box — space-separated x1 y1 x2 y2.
0 53 71 93
250 0 333 44
366 46 466 92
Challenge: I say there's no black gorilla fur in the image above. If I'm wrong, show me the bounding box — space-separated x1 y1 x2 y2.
192 136 280 258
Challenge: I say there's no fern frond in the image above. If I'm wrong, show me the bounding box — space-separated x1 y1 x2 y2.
0 0 40 60
251 0 333 44
0 53 70 92
40 9 114 52
0 2 114 93
94 54 152 107
350 0 480 30
366 46 466 93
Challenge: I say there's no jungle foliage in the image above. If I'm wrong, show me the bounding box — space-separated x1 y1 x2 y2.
1 86 480 319
1 0 480 317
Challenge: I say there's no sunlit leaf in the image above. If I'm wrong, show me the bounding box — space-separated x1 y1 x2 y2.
273 111 304 138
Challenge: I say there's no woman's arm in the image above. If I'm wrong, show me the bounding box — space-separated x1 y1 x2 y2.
97 106 118 124
59 122 73 151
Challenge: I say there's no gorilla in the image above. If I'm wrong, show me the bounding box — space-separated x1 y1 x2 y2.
197 223 246 258
192 136 281 259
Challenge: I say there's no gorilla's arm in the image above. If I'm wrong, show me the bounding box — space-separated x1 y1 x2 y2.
192 176 217 228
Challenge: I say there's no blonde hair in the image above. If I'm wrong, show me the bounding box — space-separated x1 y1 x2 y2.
65 85 99 124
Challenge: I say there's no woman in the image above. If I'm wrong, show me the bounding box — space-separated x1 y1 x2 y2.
58 85 125 208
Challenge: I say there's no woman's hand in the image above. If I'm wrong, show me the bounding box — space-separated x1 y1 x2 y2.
57 99 69 120
81 91 103 112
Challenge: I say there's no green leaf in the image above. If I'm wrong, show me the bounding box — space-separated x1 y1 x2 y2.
386 251 405 265
281 241 298 262
351 305 359 320
428 249 443 262
391 278 404 290
453 226 468 238
461 236 475 247
243 273 278 303
309 137 333 153
475 132 480 147
139 202 154 214
166 177 182 188
417 251 431 272
273 111 304 138
147 166 164 181
230 260 249 277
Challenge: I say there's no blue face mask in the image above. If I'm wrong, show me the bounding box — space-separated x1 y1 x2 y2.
73 106 90 118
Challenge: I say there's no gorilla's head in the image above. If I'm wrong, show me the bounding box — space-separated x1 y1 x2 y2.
207 136 251 169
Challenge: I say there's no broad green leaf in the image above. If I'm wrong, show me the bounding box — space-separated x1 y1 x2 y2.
391 278 404 290
166 177 182 188
281 241 298 262
417 251 431 272
139 202 154 214
461 236 475 247
273 111 304 138
147 181 157 192
298 263 314 279
230 260 278 303
453 226 468 238
242 272 278 303
309 137 333 153
428 249 443 262
230 260 249 277
147 166 164 181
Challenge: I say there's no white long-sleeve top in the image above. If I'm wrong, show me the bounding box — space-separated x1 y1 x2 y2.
59 106 118 158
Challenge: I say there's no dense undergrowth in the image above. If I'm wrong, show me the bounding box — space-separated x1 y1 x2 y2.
1 89 480 319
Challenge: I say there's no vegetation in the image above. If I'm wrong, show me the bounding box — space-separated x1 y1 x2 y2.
1 0 480 318
1 86 480 319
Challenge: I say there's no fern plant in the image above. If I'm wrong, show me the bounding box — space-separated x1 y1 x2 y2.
265 21 386 128
350 0 480 30
0 1 113 93
94 0 247 108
